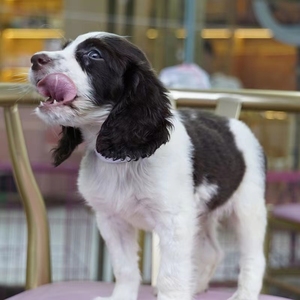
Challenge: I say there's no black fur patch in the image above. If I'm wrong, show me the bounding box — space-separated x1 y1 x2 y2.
52 126 83 167
75 35 173 161
53 35 173 165
75 37 125 106
179 109 246 210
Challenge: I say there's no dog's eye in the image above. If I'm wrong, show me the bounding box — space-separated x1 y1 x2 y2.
87 50 102 60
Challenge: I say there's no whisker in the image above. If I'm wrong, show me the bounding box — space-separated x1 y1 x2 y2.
6 82 32 104
51 126 60 139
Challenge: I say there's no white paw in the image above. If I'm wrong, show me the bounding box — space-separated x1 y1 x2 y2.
153 286 158 296
227 291 258 300
193 282 209 295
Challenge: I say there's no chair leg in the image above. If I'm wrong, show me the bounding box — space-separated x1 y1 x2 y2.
263 218 272 294
4 105 52 289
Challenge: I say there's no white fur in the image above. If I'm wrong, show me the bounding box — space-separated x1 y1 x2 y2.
31 32 112 127
195 177 219 205
29 32 267 300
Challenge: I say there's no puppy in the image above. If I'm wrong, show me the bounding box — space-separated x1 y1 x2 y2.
29 32 267 300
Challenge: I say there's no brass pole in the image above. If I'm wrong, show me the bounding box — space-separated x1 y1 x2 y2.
3 105 51 289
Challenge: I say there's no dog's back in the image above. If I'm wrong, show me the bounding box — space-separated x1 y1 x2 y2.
179 108 266 209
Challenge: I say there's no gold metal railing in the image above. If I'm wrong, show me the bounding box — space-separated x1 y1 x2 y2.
2 83 300 110
171 88 300 112
1 82 300 291
0 84 51 290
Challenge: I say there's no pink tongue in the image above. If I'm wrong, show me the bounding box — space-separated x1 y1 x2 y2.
37 73 77 102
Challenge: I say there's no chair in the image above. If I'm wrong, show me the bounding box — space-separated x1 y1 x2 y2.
264 171 300 297
1 93 291 300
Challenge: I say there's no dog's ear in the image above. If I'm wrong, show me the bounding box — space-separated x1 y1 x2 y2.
96 63 173 161
52 126 83 166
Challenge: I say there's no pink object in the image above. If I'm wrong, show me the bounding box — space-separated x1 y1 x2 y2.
37 73 77 103
159 63 211 90
6 281 291 300
272 203 300 223
267 171 300 183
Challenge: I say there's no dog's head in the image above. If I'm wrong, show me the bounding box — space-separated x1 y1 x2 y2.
29 32 172 166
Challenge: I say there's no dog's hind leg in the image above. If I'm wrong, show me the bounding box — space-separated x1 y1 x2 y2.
228 184 267 300
192 217 223 296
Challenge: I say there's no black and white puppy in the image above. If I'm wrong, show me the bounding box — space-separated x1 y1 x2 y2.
29 32 267 300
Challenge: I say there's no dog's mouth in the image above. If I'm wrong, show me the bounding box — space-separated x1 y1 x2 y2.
37 73 77 107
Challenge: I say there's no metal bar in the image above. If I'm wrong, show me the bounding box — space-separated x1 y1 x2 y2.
268 268 300 277
264 276 300 295
215 97 241 119
2 84 300 112
3 105 51 289
171 89 300 112
0 83 43 106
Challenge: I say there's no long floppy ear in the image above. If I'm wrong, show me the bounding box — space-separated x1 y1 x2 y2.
52 126 83 166
96 63 173 161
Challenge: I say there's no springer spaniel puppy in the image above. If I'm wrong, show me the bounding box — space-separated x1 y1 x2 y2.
29 32 267 300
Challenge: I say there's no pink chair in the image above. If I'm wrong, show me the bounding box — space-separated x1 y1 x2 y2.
6 281 292 300
2 100 291 300
265 171 300 297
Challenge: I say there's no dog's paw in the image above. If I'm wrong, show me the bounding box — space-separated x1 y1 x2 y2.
227 291 258 300
193 282 209 295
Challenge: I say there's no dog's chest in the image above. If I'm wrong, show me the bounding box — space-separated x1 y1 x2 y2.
77 151 159 230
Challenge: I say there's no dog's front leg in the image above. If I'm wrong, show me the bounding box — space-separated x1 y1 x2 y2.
94 212 140 300
155 213 197 300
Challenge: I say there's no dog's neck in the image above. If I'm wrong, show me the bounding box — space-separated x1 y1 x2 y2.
80 123 103 151
79 123 128 163
93 149 129 163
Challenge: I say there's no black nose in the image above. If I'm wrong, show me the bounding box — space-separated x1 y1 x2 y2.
31 53 52 71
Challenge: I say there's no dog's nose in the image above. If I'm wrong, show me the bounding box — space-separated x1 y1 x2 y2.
31 53 52 71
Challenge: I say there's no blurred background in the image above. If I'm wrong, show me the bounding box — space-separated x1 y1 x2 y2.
0 0 300 299
0 0 299 89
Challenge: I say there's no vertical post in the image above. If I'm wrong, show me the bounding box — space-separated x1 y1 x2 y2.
225 0 237 75
195 0 207 67
4 105 51 289
297 48 300 91
293 48 300 170
290 47 300 264
184 0 196 63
